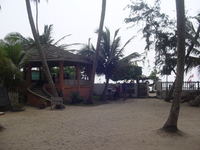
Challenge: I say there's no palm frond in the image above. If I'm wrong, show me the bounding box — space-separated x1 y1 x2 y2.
120 35 135 52
4 32 34 45
53 34 72 46
113 28 120 41
185 56 200 73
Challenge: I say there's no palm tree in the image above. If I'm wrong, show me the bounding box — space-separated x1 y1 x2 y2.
25 0 58 97
0 39 23 90
5 24 75 52
162 0 186 133
80 27 140 101
39 24 75 50
185 15 200 73
86 0 106 104
165 15 200 102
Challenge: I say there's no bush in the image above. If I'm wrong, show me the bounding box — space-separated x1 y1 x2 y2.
70 91 83 104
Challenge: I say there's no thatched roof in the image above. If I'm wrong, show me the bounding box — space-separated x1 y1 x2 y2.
27 44 92 66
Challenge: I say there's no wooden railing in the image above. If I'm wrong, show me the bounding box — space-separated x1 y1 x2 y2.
64 79 90 86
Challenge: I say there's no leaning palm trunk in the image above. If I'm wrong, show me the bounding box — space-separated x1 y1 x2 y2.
87 0 106 104
162 0 186 132
165 23 200 102
165 79 176 102
25 0 58 97
167 18 200 104
100 77 110 101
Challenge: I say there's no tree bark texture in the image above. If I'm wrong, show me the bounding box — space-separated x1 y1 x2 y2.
25 0 58 97
88 0 106 104
163 0 186 132
165 79 176 101
100 77 109 101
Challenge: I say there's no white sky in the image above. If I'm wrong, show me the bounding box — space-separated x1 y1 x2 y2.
0 0 199 82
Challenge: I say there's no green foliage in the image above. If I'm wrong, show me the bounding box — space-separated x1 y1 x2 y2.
5 24 78 51
64 66 76 79
79 27 140 81
111 64 142 81
185 14 200 74
125 0 177 74
51 67 59 75
0 38 23 90
70 91 83 104
125 0 200 76
148 69 159 80
125 0 175 50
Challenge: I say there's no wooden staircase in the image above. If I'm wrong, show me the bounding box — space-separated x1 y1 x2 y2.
30 85 51 100
28 83 52 103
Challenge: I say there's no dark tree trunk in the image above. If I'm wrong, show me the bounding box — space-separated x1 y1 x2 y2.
87 0 106 104
100 77 109 101
136 78 139 98
165 79 176 102
25 0 58 97
165 17 200 103
163 0 186 133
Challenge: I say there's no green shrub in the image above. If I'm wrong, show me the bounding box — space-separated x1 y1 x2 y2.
70 91 83 104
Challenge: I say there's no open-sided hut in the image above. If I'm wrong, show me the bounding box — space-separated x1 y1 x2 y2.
25 44 92 105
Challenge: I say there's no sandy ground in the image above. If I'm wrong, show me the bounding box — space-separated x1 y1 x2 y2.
0 97 200 150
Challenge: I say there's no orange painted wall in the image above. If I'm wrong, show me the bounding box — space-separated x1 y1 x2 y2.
27 91 50 107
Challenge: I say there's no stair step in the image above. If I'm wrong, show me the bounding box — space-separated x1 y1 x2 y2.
30 85 51 100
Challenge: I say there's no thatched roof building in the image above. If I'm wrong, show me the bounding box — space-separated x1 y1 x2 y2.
27 44 92 67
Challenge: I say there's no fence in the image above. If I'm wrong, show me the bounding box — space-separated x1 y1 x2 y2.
159 81 200 90
93 83 149 98
156 81 200 99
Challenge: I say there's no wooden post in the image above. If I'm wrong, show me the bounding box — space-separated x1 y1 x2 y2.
27 63 32 86
59 61 64 96
76 63 81 91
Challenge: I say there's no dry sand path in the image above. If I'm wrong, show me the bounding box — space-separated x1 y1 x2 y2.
0 98 200 150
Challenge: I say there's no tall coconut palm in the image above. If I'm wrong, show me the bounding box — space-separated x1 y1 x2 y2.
80 27 140 101
25 0 58 97
86 0 106 104
162 0 186 133
97 28 140 100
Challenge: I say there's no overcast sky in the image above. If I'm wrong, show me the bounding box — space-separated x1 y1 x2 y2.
0 0 199 82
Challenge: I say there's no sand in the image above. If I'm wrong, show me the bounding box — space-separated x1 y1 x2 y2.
0 97 200 150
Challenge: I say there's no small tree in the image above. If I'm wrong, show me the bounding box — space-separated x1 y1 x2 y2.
0 39 23 90
80 27 140 101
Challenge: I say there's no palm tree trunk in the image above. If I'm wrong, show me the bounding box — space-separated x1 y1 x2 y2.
87 0 106 104
165 22 200 103
163 0 186 132
100 77 109 101
165 79 176 102
35 0 39 35
25 0 58 97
